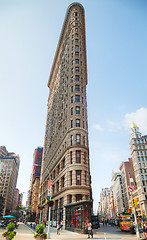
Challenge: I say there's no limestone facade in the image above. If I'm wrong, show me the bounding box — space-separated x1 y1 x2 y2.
40 3 92 226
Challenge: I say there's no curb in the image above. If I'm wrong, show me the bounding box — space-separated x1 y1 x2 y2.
23 223 36 234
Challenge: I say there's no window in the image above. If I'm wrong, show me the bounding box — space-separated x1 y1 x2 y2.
75 45 79 49
138 140 140 144
71 120 73 128
75 59 79 64
70 151 72 164
52 185 55 194
62 158 65 169
76 134 80 144
84 152 86 164
75 95 80 102
144 151 146 155
75 39 78 43
76 150 81 163
75 12 78 16
141 175 144 180
71 76 73 82
139 163 141 167
75 75 79 81
71 96 73 103
76 170 81 185
141 151 143 155
61 176 65 188
71 68 74 73
137 152 139 155
143 163 145 167
75 28 78 32
83 121 85 128
144 188 146 192
141 139 144 143
71 86 73 92
72 60 74 65
75 85 80 91
75 52 79 56
134 140 136 144
76 106 80 114
142 157 144 161
75 67 79 72
56 181 59 192
71 135 73 145
76 119 80 127
83 136 85 145
71 108 73 115
75 33 78 37
143 145 145 149
70 171 72 185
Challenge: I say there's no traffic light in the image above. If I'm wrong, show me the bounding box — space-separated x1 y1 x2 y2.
131 198 137 207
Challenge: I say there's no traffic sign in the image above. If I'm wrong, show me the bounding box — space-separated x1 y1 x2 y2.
128 186 135 192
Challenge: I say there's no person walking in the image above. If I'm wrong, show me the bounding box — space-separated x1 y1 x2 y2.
87 221 93 238
57 221 60 235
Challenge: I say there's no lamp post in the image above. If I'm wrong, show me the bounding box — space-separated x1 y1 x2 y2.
128 167 147 238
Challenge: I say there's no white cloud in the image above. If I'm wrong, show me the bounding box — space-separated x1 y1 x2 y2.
92 124 103 131
124 107 147 134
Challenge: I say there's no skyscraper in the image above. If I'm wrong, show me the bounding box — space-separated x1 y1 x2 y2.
28 147 43 220
40 3 92 232
130 123 147 217
0 146 20 215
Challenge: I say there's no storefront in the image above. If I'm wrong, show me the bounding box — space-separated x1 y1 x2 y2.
65 200 92 233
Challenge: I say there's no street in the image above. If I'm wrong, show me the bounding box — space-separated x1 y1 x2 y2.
0 222 144 240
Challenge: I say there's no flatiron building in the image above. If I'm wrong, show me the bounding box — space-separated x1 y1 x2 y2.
40 3 92 232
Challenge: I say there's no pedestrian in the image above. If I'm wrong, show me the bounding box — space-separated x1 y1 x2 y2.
144 221 147 238
60 220 63 230
44 219 47 227
57 221 60 235
105 219 107 226
87 221 93 238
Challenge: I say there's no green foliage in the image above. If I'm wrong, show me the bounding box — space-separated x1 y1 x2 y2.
7 223 15 231
2 226 16 240
8 231 16 240
34 232 47 239
35 224 45 234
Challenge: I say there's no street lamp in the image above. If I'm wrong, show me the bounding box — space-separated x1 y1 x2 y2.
128 167 147 238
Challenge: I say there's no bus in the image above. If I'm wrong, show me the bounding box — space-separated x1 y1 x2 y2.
91 215 100 229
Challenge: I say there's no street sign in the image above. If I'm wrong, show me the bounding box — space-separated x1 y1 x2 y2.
128 186 135 192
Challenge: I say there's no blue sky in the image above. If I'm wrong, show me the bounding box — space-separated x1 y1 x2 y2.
0 0 147 212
